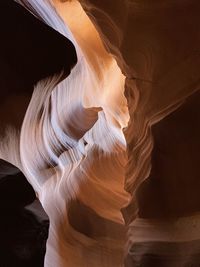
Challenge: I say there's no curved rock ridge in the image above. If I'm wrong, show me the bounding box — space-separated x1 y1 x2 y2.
0 0 77 169
71 0 200 266
76 0 200 212
3 0 200 266
13 0 130 266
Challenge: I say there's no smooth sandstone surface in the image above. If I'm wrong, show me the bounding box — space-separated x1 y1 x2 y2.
0 0 200 266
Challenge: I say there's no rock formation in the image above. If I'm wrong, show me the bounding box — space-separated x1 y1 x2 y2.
1 0 200 266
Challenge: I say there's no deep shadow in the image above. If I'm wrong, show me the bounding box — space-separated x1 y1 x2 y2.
0 160 49 267
0 0 77 135
137 90 200 218
0 1 77 265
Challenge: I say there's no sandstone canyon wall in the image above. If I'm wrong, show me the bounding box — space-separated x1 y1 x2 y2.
0 0 200 266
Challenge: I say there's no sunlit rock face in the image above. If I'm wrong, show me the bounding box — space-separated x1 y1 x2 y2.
0 1 76 265
0 0 76 168
73 0 200 266
13 0 129 266
1 0 200 266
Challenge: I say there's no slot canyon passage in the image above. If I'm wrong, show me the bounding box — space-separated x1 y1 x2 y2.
0 0 200 266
